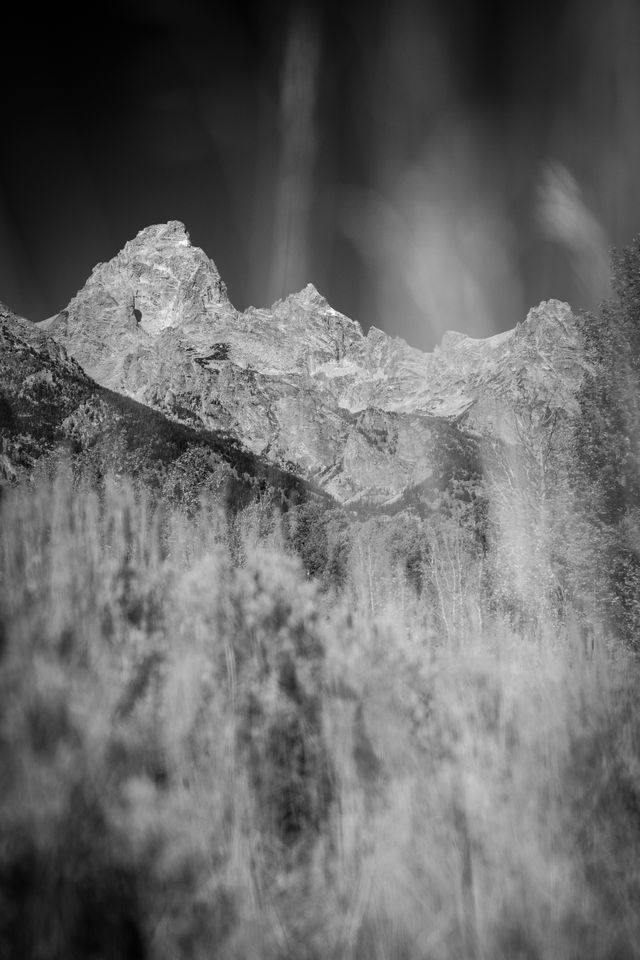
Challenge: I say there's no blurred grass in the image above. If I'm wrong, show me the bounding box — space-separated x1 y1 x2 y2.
1 471 639 959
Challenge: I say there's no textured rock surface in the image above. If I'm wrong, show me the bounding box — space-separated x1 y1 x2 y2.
0 305 93 480
40 221 586 503
0 303 316 508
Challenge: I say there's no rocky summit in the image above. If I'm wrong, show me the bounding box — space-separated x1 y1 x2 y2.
38 221 586 504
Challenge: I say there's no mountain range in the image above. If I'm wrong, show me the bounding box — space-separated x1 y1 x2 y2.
0 220 584 508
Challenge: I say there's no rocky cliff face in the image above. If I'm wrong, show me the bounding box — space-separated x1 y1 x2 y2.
39 221 586 504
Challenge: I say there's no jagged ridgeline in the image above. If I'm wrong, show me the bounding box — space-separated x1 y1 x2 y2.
2 227 640 960
31 221 582 507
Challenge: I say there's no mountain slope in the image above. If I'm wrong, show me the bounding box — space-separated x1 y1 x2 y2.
0 304 314 510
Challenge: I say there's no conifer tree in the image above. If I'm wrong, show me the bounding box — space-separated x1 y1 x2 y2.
573 237 640 640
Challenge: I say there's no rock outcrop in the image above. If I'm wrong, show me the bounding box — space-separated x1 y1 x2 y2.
39 221 586 504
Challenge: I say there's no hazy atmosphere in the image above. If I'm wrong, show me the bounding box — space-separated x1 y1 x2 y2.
3 0 640 348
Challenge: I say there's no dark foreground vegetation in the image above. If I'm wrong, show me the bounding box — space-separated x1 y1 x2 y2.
2 241 640 959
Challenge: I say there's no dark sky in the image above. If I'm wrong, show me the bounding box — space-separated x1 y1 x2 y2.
2 0 640 350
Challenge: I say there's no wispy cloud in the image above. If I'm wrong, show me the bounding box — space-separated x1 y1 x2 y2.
536 161 610 305
342 119 523 347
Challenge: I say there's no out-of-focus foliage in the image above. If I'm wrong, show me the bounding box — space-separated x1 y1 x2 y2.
0 475 333 959
1 469 640 959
